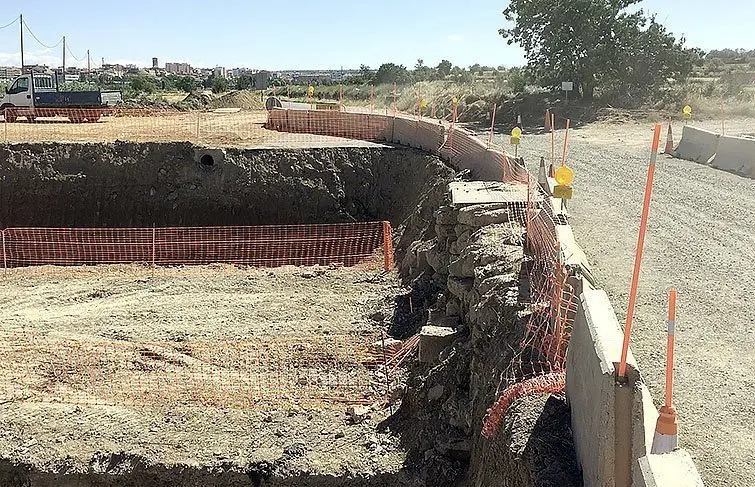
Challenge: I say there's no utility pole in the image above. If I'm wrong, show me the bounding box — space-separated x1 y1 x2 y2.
87 49 90 74
19 13 24 72
62 35 66 80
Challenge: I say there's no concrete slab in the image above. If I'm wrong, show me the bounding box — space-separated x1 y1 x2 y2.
633 450 704 487
419 325 457 364
671 125 720 164
566 286 641 487
449 181 535 206
708 134 755 179
556 224 591 270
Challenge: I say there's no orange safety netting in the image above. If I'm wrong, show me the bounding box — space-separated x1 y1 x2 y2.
1 222 393 272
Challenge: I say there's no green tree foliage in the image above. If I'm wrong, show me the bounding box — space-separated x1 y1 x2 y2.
436 59 453 78
500 0 700 100
212 76 229 94
235 75 253 90
414 59 436 81
129 75 157 94
374 63 411 84
175 76 198 92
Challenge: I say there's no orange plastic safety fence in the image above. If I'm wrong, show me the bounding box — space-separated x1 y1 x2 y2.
0 222 394 273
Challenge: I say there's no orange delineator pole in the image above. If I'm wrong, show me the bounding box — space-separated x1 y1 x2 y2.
618 124 662 378
550 113 556 176
561 119 570 167
488 104 497 148
652 288 679 453
665 289 676 408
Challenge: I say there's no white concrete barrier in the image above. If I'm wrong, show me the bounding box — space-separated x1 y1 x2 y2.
672 126 720 164
708 135 755 179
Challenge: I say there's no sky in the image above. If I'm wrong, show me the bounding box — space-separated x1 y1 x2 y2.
0 0 752 71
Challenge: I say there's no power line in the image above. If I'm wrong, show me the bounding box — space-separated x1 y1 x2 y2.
66 42 84 62
0 15 18 30
22 18 63 49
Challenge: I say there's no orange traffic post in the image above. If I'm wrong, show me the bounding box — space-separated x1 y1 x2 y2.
618 124 662 378
651 289 679 453
550 113 556 176
488 104 497 148
561 119 570 167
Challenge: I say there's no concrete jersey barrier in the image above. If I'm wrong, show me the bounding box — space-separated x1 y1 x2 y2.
708 135 755 179
672 125 720 164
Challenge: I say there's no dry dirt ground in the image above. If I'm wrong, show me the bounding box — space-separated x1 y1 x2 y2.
0 265 410 480
494 118 755 487
0 110 376 148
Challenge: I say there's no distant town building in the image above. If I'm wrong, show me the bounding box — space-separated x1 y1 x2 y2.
0 66 21 82
152 57 159 69
252 71 271 89
166 62 192 75
213 66 227 79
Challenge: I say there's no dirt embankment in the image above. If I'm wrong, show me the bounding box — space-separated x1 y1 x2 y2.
0 143 453 229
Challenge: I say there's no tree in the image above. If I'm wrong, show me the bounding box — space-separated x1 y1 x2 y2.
212 76 229 94
236 74 253 90
413 58 435 82
500 0 698 100
374 63 410 84
436 59 453 78
129 75 157 94
176 76 198 92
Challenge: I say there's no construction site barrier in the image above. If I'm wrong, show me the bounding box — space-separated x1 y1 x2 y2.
708 134 755 179
1 222 394 271
1 107 271 146
671 125 720 164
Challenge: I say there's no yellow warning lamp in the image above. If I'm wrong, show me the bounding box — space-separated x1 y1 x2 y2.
308 85 315 97
452 97 458 105
553 165 574 199
555 165 574 185
510 127 522 146
683 105 692 120
420 99 428 111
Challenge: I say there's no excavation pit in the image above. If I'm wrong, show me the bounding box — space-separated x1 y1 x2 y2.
0 140 581 486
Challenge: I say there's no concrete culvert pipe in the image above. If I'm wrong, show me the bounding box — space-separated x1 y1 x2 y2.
265 96 283 111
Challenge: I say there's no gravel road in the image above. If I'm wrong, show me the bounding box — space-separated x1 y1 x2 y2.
491 118 755 487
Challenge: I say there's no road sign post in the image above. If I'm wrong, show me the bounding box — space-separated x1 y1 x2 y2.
562 81 574 105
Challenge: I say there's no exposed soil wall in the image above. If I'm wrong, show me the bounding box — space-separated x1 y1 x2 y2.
0 142 453 228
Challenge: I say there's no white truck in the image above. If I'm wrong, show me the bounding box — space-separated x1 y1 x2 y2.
1 72 122 123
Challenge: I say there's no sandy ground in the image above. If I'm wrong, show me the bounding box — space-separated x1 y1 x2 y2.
0 110 381 148
0 266 409 477
492 118 755 487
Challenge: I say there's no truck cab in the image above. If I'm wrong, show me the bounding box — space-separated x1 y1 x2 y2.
1 74 57 108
